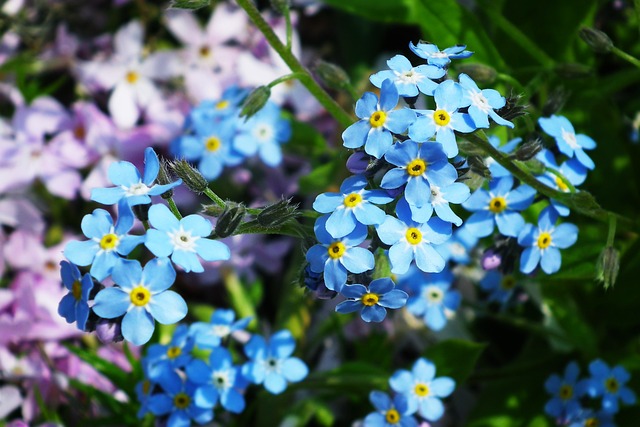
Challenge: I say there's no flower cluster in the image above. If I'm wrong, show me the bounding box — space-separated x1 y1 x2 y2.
137 310 307 426
544 360 636 426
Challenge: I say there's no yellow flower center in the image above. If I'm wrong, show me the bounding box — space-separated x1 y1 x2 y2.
414 383 430 397
405 227 422 245
585 418 599 427
488 196 507 213
369 111 387 128
142 380 151 395
605 378 619 393
216 100 229 110
130 286 151 307
205 136 221 152
343 193 363 208
199 45 211 57
433 109 450 126
555 176 569 192
72 280 82 301
327 242 346 259
406 159 427 177
537 232 552 249
99 233 119 250
361 293 379 306
500 276 516 290
126 71 139 84
167 346 182 359
173 393 191 409
559 384 573 400
385 408 400 424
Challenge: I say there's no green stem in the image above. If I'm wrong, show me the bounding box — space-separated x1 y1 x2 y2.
611 46 640 69
267 72 306 89
167 198 183 220
235 0 354 129
543 166 576 193
142 220 150 231
204 187 226 209
606 214 617 247
284 8 293 51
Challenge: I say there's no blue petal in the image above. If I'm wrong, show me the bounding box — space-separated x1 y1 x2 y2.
361 305 387 322
520 247 541 274
148 203 180 231
313 192 343 213
196 238 231 262
122 307 156 345
264 372 287 394
389 242 414 275
540 247 561 274
269 330 296 359
220 388 245 413
64 240 98 266
142 147 160 185
381 168 408 190
112 259 143 290
91 187 125 205
145 229 173 257
81 209 112 239
281 357 308 382
379 289 408 309
335 299 363 314
379 79 399 112
324 260 347 291
172 250 204 273
341 247 374 274
149 291 187 324
415 244 445 273
365 128 393 159
353 204 387 226
342 120 370 149
340 283 367 299
386 108 416 134
108 161 141 187
143 257 176 293
431 377 455 397
355 92 379 118
92 287 130 318
495 211 525 237
326 208 357 238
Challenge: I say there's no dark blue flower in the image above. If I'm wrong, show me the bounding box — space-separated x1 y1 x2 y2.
147 370 213 427
57 261 94 330
544 361 587 421
586 359 636 414
146 324 194 379
364 391 417 427
335 278 408 323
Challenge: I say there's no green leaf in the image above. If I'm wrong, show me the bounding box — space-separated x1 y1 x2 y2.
299 160 343 193
423 339 487 384
319 0 412 23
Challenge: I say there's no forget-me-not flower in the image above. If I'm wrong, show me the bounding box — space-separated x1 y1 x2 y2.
147 370 213 427
478 271 519 306
364 391 417 427
458 73 513 129
586 359 636 414
335 278 408 323
146 324 195 379
539 115 597 170
544 361 587 421
189 308 252 349
233 101 290 167
409 42 473 68
370 54 445 97
57 260 94 330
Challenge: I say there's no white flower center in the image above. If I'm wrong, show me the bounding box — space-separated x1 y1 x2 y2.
254 124 274 142
125 182 151 196
424 285 444 304
430 51 449 59
561 128 580 149
430 185 446 206
211 324 231 338
212 370 230 390
469 91 491 112
168 227 199 252
396 69 423 85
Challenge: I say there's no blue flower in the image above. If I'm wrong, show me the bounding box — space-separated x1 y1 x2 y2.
408 80 476 157
544 361 587 421
342 79 416 159
57 261 94 330
91 147 182 206
92 258 187 345
335 278 408 323
370 54 445 97
187 86 248 130
189 309 252 349
518 207 578 275
148 370 213 427
406 173 470 225
186 347 247 413
173 119 243 181
586 359 636 414
536 149 587 217
408 42 473 68
64 201 145 281
462 175 536 238
389 357 455 421
313 174 393 238
434 225 478 265
146 324 194 379
538 115 596 170
399 267 460 331
376 202 451 275
566 409 616 427
305 215 374 292
241 330 308 394
458 73 513 129
380 139 458 217
233 101 290 167
364 391 417 427
478 271 519 306
145 203 230 273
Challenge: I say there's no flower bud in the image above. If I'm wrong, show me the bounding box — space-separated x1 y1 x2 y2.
270 0 290 14
554 63 592 79
170 159 208 194
496 93 528 121
481 249 502 270
514 138 543 161
95 318 124 343
240 86 271 119
579 27 613 54
467 155 491 179
456 63 497 84
304 264 337 300
257 198 298 227
214 203 246 238
156 159 175 199
314 59 351 91
133 203 151 222
346 151 371 175
596 246 620 289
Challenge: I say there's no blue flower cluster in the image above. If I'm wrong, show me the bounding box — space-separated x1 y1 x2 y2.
137 310 308 427
59 148 231 345
171 86 291 181
363 357 455 426
544 360 635 426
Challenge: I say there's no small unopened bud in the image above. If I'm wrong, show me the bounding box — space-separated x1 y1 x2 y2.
170 159 208 194
481 249 502 270
314 59 351 91
542 87 569 117
95 318 124 343
240 86 271 119
580 27 613 54
270 0 290 14
457 63 497 84
304 265 337 300
215 203 246 238
346 151 371 174
496 93 528 121
467 155 491 178
168 0 210 10
257 198 298 227
514 138 543 161
554 63 592 79
133 203 151 222
156 159 175 199
596 246 620 289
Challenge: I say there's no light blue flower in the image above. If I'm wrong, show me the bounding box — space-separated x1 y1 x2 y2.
241 330 308 394
145 203 230 273
305 215 374 292
409 42 473 68
64 201 145 281
335 278 408 323
57 261 94 330
187 86 248 130
370 54 445 97
536 149 587 217
518 207 578 274
189 309 252 349
342 79 416 159
408 80 476 157
376 202 451 275
458 73 513 129
233 101 290 167
405 172 470 225
91 147 182 206
186 347 247 413
364 391 417 427
92 258 187 346
539 115 596 170
313 174 393 238
586 359 636 414
462 175 536 238
389 357 455 421
148 370 213 427
544 361 587 421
